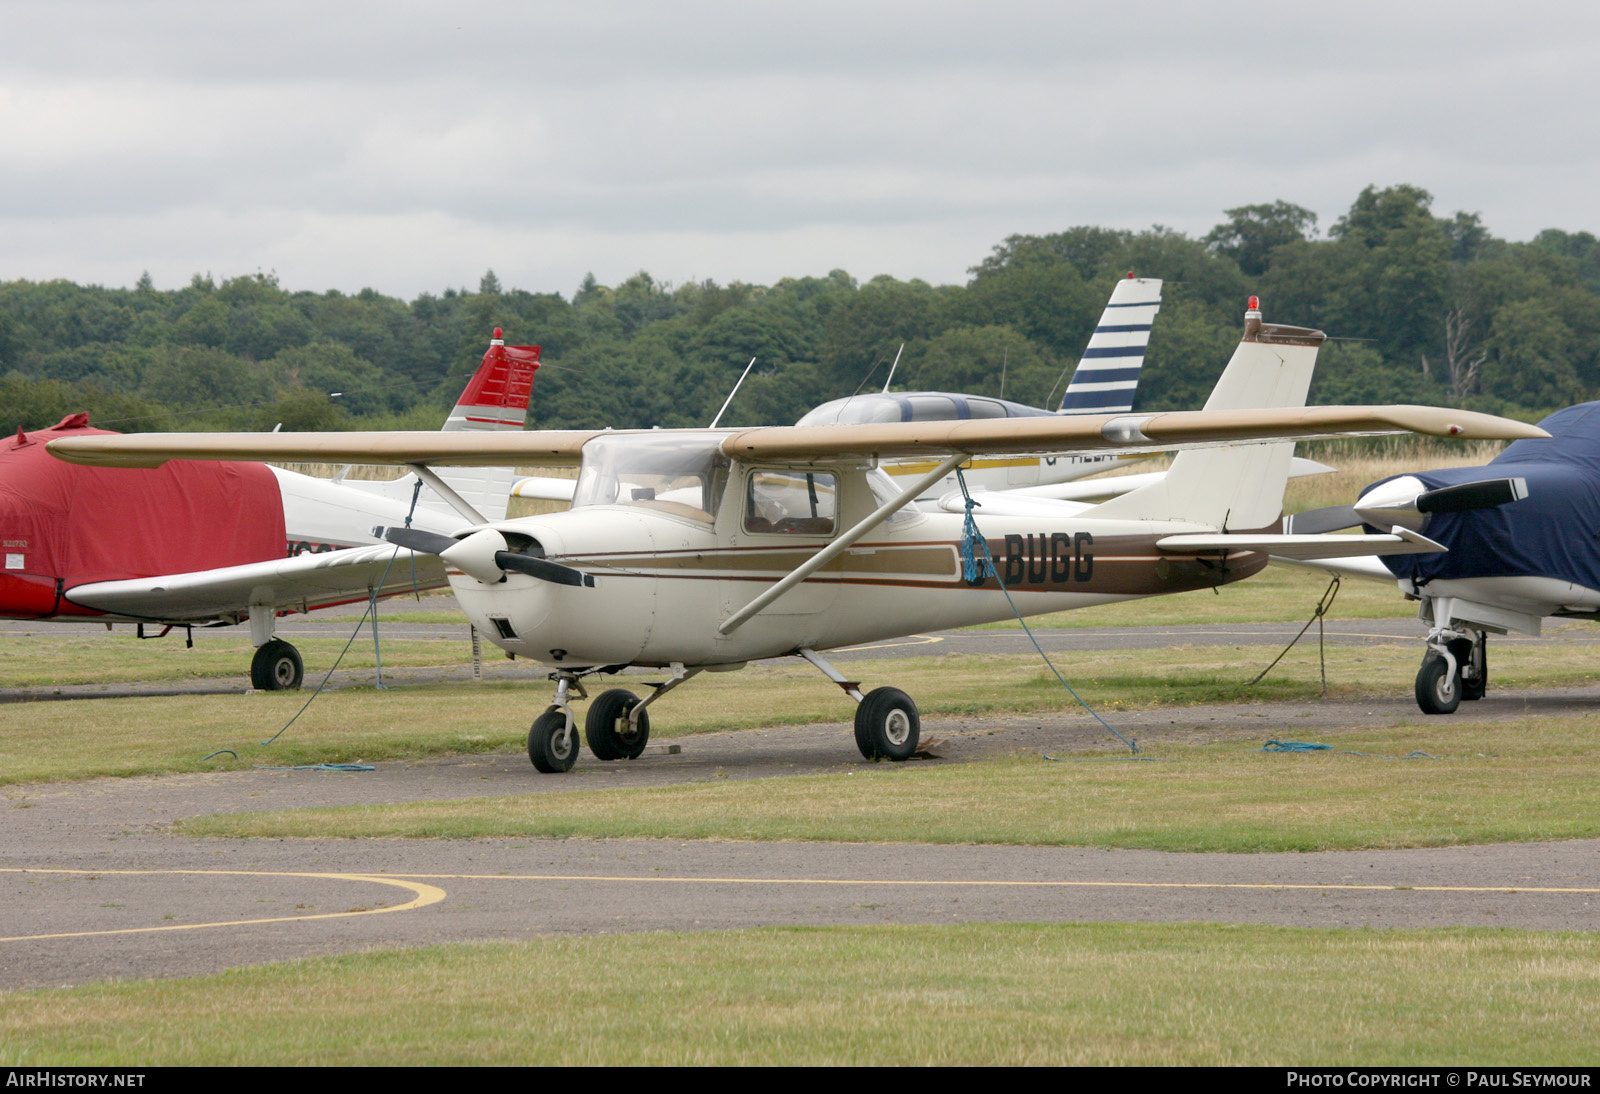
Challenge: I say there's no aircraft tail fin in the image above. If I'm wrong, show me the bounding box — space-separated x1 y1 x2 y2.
351 331 541 522
1081 298 1325 530
442 331 540 433
431 330 540 522
1057 274 1162 415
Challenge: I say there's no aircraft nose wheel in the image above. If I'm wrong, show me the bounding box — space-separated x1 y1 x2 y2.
251 639 304 691
528 709 580 773
854 687 920 762
1414 651 1460 715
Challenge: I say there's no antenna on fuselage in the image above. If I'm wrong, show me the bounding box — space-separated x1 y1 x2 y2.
709 357 758 428
880 343 905 394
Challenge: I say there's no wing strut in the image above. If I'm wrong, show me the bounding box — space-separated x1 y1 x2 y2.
408 463 489 525
718 453 967 635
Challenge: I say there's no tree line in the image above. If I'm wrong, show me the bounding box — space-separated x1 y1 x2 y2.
4 183 1598 437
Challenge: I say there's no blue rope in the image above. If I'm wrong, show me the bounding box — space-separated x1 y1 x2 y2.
955 468 1141 756
253 763 376 772
1261 738 1440 759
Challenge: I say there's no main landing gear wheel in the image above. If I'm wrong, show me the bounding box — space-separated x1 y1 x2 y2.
1458 634 1487 702
251 639 304 691
586 689 650 761
1415 651 1461 715
528 709 580 773
854 687 920 762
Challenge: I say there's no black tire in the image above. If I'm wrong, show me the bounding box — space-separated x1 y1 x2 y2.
586 689 649 761
1415 651 1461 715
528 709 579 773
853 686 920 762
1459 634 1487 701
251 639 304 691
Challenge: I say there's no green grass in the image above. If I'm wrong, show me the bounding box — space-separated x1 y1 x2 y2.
8 636 1600 786
0 633 475 688
4 923 1598 1065
979 561 1410 627
180 718 1600 852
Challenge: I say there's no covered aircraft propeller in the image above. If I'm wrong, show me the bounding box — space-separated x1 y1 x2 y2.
1285 476 1529 536
374 525 596 588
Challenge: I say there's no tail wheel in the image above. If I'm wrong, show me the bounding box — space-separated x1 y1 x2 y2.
854 687 920 762
1415 652 1461 715
251 639 304 691
586 689 650 761
528 709 579 773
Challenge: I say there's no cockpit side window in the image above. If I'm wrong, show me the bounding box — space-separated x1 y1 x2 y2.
745 470 838 536
906 395 960 421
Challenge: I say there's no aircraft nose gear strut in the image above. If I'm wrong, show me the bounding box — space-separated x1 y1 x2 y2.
1415 604 1488 715
528 672 586 772
528 665 708 772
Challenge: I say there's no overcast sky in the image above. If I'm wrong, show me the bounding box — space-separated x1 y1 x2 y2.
3 1 1597 299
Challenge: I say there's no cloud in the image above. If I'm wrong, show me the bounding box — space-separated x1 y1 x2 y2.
2 1 1598 296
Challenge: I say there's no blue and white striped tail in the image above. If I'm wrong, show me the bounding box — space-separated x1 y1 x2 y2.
1057 275 1162 415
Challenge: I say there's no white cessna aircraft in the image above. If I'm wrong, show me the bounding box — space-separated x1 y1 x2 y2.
50 304 1541 768
3 332 537 689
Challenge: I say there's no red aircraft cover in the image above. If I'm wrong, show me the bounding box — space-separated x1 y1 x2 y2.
0 414 285 617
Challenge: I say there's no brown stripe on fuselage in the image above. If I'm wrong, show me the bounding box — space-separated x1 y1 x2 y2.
560 534 1264 596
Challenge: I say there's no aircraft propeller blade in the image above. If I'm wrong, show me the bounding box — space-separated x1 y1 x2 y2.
373 525 594 588
493 552 596 588
374 526 458 555
1282 505 1361 535
1353 475 1530 533
1416 477 1529 514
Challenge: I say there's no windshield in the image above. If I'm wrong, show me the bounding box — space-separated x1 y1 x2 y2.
572 433 732 522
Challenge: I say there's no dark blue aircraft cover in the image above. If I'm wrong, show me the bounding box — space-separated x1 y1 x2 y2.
1375 401 1600 591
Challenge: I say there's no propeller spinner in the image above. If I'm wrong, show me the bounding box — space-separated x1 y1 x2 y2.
1286 476 1529 536
374 526 595 587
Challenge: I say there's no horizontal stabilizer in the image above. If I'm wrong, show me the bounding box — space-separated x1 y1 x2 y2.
961 455 1339 510
1270 553 1400 583
934 489 1094 519
1282 505 1360 535
511 476 578 502
1156 528 1446 560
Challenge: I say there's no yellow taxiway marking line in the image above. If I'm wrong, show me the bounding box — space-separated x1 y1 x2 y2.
386 872 1600 895
836 634 943 652
0 869 448 942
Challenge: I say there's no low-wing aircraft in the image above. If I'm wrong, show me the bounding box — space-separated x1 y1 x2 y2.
1282 400 1600 714
50 303 1541 769
1 331 538 689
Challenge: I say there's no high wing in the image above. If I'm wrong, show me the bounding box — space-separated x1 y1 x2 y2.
47 405 1545 470
63 543 446 622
